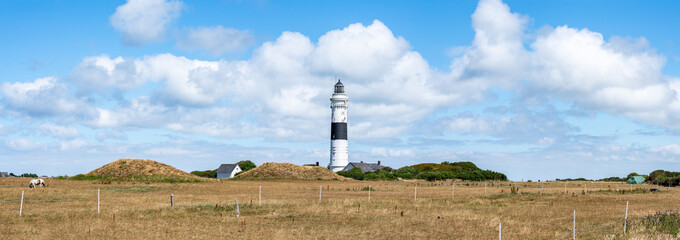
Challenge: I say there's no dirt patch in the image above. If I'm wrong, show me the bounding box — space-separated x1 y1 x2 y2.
234 162 350 180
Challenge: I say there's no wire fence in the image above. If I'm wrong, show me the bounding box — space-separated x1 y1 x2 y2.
0 181 673 239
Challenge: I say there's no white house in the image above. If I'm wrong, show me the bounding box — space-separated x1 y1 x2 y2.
216 164 242 179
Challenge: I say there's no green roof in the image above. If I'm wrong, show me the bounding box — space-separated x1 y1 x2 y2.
626 176 645 184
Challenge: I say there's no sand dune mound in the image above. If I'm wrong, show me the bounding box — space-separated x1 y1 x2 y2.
235 162 350 180
88 159 197 178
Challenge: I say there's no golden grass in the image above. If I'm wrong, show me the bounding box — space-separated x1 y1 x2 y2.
235 162 350 180
0 178 677 239
86 159 200 179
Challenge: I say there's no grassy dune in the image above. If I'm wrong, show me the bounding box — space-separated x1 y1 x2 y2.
0 178 678 239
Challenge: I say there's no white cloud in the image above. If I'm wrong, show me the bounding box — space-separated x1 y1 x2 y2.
5 139 43 151
650 144 680 155
447 0 680 132
177 26 255 55
310 20 410 80
0 77 84 116
442 106 577 144
370 147 415 158
95 130 126 141
143 147 197 156
451 0 528 86
72 54 222 106
447 116 504 133
70 55 144 92
38 124 81 139
60 140 87 151
110 0 183 46
74 20 474 141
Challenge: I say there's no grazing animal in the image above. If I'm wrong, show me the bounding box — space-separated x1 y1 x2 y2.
29 179 45 188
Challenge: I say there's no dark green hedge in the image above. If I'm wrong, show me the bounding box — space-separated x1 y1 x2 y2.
337 162 507 181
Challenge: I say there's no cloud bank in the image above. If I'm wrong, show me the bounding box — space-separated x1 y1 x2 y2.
2 0 680 179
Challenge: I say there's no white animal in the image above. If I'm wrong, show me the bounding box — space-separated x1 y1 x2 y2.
29 178 45 188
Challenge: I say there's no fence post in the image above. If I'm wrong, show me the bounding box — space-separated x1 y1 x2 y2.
414 185 417 201
565 182 567 193
319 185 322 203
573 210 576 240
19 191 24 216
170 194 174 208
541 181 544 193
585 183 587 194
623 201 628 234
452 181 455 201
499 222 502 240
368 185 371 202
98 188 100 214
259 185 262 206
236 200 240 217
485 181 487 195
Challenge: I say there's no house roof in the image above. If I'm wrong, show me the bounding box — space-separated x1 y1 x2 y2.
345 162 386 173
216 164 239 173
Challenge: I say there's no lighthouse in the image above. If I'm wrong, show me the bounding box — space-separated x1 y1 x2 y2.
329 79 349 172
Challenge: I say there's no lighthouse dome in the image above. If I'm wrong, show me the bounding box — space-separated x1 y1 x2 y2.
334 80 344 94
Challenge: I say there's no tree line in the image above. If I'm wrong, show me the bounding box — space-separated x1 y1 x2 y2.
337 161 508 181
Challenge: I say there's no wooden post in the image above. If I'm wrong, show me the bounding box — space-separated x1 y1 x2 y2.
319 185 322 203
170 194 174 208
452 182 455 200
565 182 567 193
259 185 261 206
236 200 240 217
485 181 487 195
97 188 100 214
573 210 576 240
19 191 24 216
414 185 417 201
498 222 502 240
623 201 628 234
368 185 371 202
585 183 587 194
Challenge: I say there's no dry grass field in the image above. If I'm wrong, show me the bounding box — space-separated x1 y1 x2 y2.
1 178 679 239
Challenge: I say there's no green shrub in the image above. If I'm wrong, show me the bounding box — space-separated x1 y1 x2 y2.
598 177 625 182
394 167 418 179
20 173 38 178
237 160 257 172
648 170 680 186
191 170 217 178
337 168 364 180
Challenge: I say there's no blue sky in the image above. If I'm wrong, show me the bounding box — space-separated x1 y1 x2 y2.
1 0 680 180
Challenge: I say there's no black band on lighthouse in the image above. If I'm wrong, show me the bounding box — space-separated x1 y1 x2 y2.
331 122 347 140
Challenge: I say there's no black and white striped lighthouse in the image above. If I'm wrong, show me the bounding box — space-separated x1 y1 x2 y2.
329 79 349 172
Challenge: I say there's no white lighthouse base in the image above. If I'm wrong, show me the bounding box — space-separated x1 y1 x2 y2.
328 165 347 172
329 139 348 172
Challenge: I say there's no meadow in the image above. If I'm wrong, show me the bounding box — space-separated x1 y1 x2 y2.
0 178 678 239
